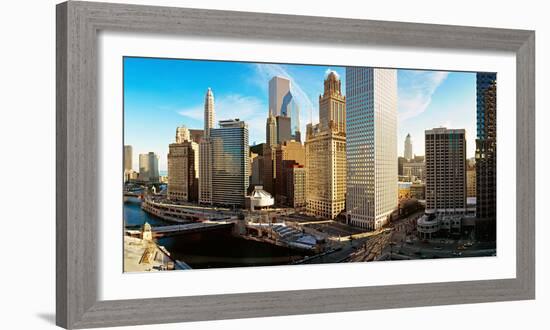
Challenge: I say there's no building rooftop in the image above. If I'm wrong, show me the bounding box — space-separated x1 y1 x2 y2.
124 236 175 272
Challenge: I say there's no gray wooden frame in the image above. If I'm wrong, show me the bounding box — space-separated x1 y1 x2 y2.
56 1 535 328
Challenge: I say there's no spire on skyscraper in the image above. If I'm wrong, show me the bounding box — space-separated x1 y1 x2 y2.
404 133 413 160
204 88 215 137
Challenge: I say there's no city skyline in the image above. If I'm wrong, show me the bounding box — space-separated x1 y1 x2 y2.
124 57 476 171
123 58 497 271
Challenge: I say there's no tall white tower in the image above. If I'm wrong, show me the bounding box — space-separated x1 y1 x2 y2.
204 88 215 137
404 133 413 160
199 88 215 204
346 67 398 231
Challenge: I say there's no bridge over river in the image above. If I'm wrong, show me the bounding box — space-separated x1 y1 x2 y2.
126 221 234 238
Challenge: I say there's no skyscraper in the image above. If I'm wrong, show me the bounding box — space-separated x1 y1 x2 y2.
305 71 346 219
269 76 291 117
204 87 215 137
168 126 199 202
283 93 301 142
404 133 413 160
188 129 204 143
274 141 306 204
138 152 159 182
210 119 249 207
199 88 215 205
266 113 277 147
263 113 277 196
124 145 133 171
346 67 397 230
276 115 292 144
319 71 346 133
285 164 306 208
175 126 191 144
269 76 300 142
250 153 264 187
475 72 497 239
139 154 148 181
467 159 476 198
250 143 265 188
425 127 466 214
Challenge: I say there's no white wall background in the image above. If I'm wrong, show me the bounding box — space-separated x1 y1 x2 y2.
0 0 547 329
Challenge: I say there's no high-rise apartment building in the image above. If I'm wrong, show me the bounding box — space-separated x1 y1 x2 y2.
199 88 215 205
138 152 159 182
124 145 133 171
305 71 346 219
425 127 467 214
346 67 398 230
404 133 413 160
168 126 199 202
475 73 497 240
210 119 249 207
475 73 497 219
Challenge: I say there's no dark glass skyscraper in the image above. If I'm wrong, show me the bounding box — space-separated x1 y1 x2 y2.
210 119 249 208
475 72 497 240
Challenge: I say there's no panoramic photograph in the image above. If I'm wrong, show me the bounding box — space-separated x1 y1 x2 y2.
122 57 497 272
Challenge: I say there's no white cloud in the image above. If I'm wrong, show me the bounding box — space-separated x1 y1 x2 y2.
398 71 449 122
177 105 203 121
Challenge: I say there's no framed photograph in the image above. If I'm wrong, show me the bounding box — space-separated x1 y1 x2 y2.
56 1 535 328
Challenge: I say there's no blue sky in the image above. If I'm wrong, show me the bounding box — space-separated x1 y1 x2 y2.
124 57 476 171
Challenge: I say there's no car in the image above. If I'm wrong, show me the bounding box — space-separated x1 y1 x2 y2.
452 251 463 257
433 246 443 250
464 242 473 247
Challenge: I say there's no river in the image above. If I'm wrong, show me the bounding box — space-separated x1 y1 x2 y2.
124 198 307 269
